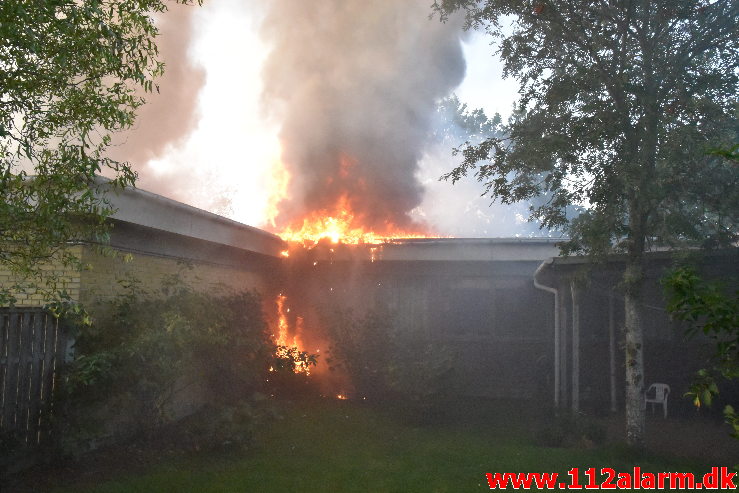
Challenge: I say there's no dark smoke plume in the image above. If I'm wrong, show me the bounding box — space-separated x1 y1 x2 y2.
109 3 205 183
260 0 466 232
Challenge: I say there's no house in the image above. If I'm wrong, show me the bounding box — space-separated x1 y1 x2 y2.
280 238 562 400
534 250 739 415
281 239 738 412
3 185 734 450
0 186 286 448
0 185 286 308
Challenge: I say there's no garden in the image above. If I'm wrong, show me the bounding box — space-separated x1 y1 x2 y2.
4 276 737 492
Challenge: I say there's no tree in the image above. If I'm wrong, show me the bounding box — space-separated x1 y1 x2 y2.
0 0 199 305
433 0 739 446
435 94 582 236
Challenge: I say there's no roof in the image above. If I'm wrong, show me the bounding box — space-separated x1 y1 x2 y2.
377 237 564 262
101 183 287 258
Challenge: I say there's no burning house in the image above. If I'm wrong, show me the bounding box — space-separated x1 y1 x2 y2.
274 237 738 413
3 0 736 452
277 238 561 401
2 184 736 448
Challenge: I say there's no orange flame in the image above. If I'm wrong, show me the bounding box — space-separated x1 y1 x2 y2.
274 193 431 246
273 294 311 375
277 194 430 246
264 157 433 246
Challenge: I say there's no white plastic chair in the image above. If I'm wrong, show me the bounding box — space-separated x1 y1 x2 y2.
644 383 670 418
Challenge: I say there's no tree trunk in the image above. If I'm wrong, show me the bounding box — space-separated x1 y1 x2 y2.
623 260 645 447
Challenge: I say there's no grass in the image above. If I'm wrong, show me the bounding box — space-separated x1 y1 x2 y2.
40 398 727 492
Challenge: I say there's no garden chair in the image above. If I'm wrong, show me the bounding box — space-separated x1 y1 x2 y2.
644 383 670 418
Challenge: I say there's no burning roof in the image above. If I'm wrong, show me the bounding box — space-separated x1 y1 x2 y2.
260 0 467 244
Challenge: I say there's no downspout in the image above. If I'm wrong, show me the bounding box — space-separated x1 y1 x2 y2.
534 258 560 408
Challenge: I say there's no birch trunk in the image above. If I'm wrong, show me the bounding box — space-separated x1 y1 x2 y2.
624 261 645 447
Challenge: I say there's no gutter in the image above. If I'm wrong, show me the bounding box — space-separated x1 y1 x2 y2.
534 258 560 408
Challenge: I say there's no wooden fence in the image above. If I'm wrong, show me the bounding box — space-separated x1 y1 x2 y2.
0 308 68 448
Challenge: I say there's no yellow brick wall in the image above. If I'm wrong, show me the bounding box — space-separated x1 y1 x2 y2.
0 245 83 307
1 245 272 311
78 247 268 308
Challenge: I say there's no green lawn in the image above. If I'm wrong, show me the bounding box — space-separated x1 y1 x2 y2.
49 399 723 492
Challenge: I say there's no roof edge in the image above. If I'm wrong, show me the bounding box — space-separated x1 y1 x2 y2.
96 179 286 258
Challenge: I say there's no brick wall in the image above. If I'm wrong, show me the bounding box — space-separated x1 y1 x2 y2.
77 245 274 311
0 245 84 307
1 237 282 313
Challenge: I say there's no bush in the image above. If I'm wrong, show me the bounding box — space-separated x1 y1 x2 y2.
56 274 274 454
325 308 456 422
266 345 319 399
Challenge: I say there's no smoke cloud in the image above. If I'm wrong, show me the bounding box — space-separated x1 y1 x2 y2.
260 0 467 233
108 3 205 183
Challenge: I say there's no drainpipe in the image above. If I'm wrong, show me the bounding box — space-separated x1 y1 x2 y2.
534 258 560 408
570 280 580 413
608 292 617 413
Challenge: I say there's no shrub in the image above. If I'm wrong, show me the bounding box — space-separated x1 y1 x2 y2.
56 274 274 454
325 308 456 422
266 345 319 398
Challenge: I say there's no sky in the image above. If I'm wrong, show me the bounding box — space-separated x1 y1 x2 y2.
135 0 523 237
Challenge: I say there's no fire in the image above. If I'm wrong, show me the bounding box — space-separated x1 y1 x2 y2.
275 194 430 246
273 293 312 374
264 157 433 246
274 293 291 347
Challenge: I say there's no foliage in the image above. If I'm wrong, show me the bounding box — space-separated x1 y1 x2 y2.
433 0 738 255
725 405 739 440
663 267 738 394
266 345 320 398
708 143 739 162
57 276 273 454
434 94 505 146
433 0 739 447
662 266 738 442
326 309 456 421
326 310 394 399
0 0 200 305
272 345 318 374
436 94 582 235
